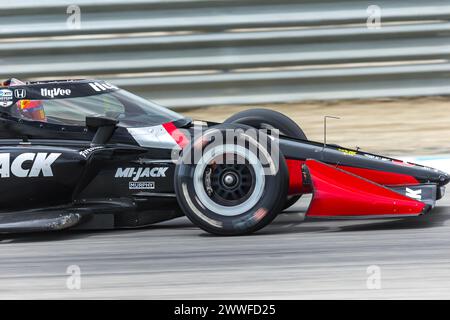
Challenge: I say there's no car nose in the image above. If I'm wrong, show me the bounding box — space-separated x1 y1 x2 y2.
438 171 450 185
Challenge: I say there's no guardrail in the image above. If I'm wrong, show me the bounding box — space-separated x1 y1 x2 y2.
1 0 449 108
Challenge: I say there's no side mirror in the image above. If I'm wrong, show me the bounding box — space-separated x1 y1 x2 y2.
86 115 119 146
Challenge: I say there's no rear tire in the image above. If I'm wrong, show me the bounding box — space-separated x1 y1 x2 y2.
174 125 289 235
225 109 305 210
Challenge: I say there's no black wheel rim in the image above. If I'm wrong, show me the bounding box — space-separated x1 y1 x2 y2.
203 154 256 207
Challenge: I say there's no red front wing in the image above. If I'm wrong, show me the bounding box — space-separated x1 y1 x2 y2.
290 159 428 218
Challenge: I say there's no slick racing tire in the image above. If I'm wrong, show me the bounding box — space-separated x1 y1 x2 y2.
174 125 289 236
224 108 307 140
225 108 305 210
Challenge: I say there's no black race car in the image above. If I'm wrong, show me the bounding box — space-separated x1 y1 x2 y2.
0 78 448 235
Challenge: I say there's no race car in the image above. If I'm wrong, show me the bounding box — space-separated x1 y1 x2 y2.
0 78 448 236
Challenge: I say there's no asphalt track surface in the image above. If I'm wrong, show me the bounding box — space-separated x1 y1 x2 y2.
1 193 450 299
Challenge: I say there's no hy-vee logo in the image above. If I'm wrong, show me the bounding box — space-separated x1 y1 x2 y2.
115 167 168 181
89 82 118 92
41 88 72 98
0 153 61 178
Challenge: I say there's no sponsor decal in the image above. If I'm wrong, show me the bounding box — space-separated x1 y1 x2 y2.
79 146 103 158
129 181 155 190
14 89 26 99
0 89 13 107
0 153 61 178
41 88 72 98
115 167 168 181
338 148 357 156
89 82 118 92
364 153 391 161
406 187 422 200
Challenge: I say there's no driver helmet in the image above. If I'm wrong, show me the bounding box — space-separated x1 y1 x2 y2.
17 100 47 122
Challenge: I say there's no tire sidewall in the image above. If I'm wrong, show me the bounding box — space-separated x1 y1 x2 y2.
225 109 305 210
175 125 288 235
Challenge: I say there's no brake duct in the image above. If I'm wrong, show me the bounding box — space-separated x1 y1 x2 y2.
304 159 428 218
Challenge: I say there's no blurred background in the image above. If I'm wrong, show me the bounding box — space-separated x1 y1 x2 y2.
1 0 450 155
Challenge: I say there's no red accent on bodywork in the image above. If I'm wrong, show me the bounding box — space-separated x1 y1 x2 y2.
305 160 426 217
337 165 419 186
286 159 305 195
162 122 189 148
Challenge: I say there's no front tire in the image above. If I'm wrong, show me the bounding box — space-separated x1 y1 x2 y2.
174 125 288 235
224 108 307 140
225 108 305 210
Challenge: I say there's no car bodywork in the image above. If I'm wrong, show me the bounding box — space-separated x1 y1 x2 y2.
0 79 448 234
